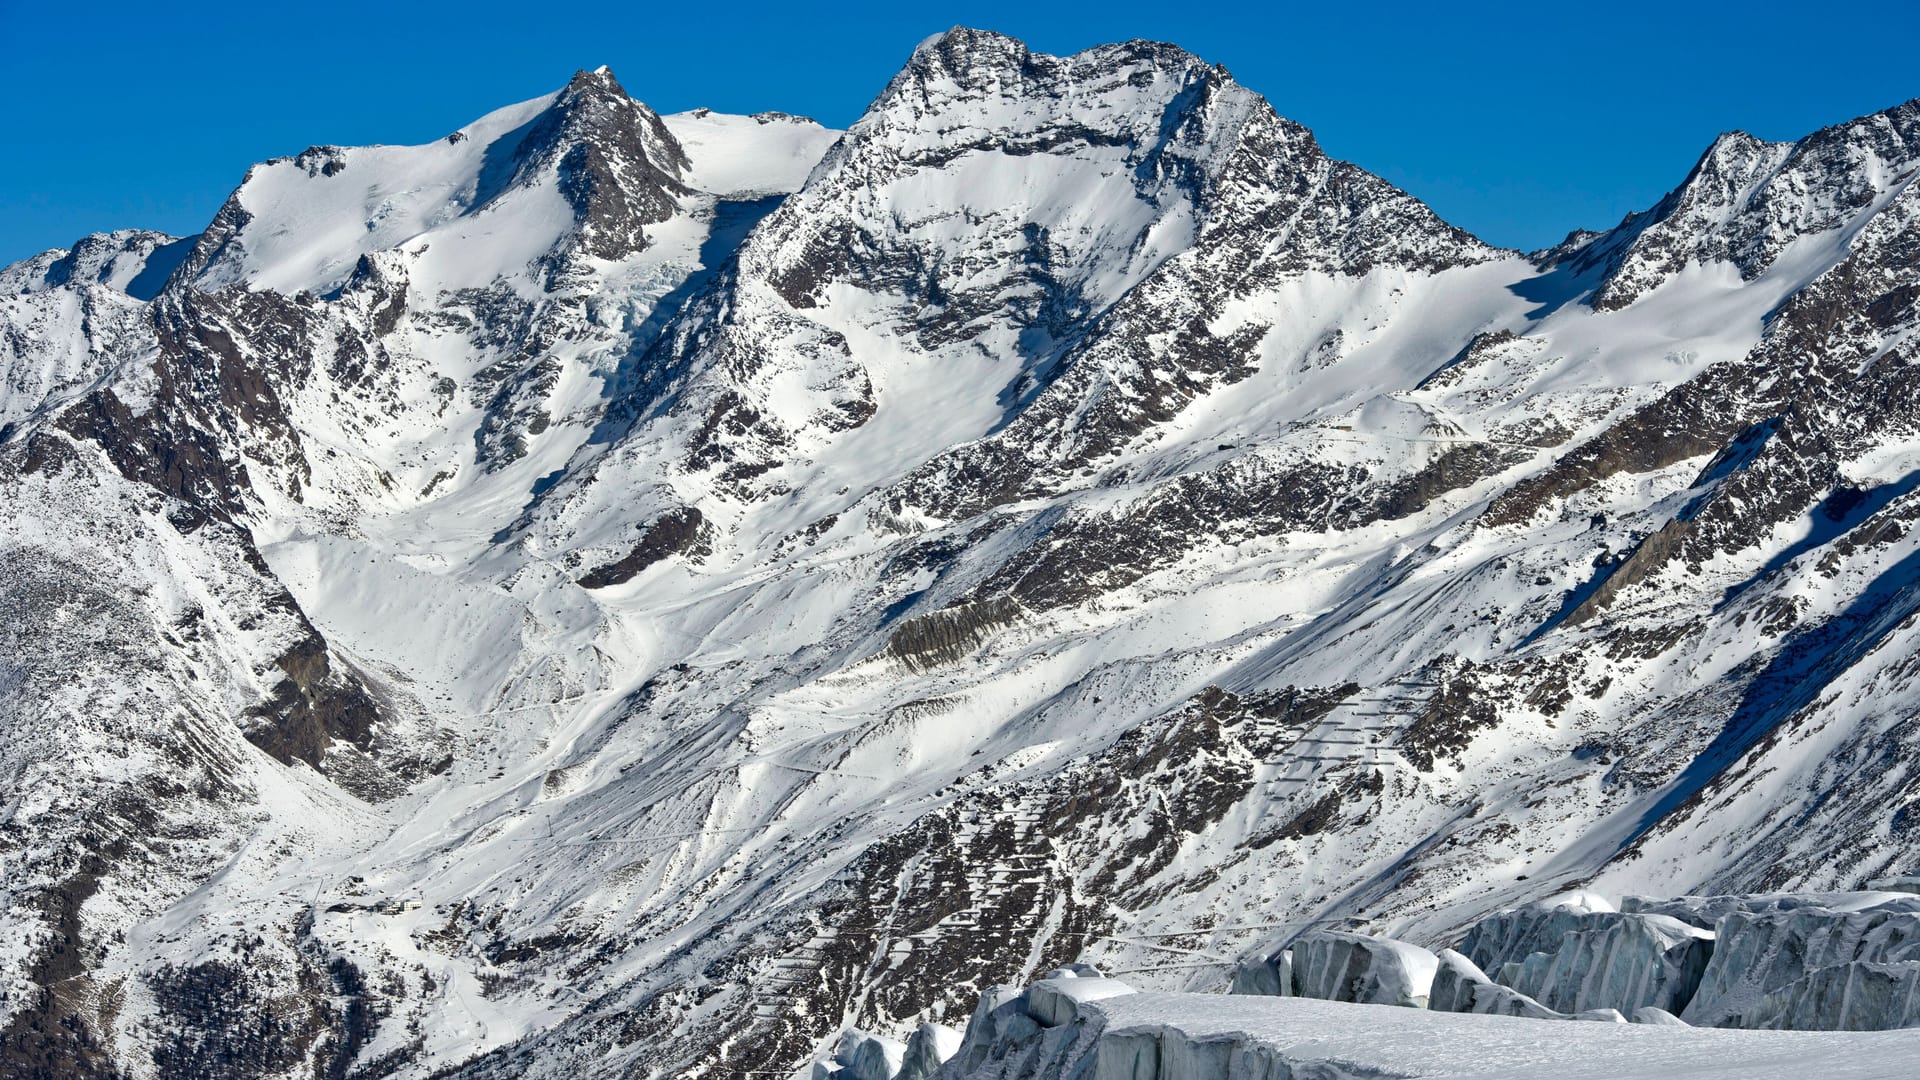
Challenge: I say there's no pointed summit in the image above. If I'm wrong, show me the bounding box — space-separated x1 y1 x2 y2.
903 25 1033 78
1581 96 1920 310
165 67 701 295
501 66 693 261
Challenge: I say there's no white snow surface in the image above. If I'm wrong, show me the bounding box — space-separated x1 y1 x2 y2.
663 109 840 197
1075 994 1920 1080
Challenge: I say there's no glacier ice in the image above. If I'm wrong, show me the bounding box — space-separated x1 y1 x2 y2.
1621 890 1920 930
1681 897 1920 1029
1026 974 1136 1028
894 1022 962 1080
912 889 1920 1080
815 1030 906 1080
1228 947 1293 997
1867 873 1920 895
1426 947 1486 1014
944 983 1060 1076
1742 961 1920 1031
931 978 1920 1080
1426 947 1564 1018
1287 930 1438 1008
1223 891 1920 1033
1461 895 1713 1015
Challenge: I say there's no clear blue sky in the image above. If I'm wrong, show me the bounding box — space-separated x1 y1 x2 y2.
4 0 1917 263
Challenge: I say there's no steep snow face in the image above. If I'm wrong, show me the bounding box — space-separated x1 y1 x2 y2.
0 231 182 436
513 27 1516 607
617 27 1504 523
178 89 567 296
590 31 1299 507
6 26 1920 1080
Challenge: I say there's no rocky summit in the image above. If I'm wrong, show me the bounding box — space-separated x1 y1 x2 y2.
2 26 1919 1080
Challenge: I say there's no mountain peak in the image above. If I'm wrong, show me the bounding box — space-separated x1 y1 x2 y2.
562 64 631 101
909 25 1027 65
517 67 693 263
1585 97 1919 310
13 34 1920 1080
165 64 704 295
894 27 1215 105
529 64 687 176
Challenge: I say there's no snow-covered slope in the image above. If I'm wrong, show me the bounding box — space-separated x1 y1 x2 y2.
3 26 1920 1080
0 230 185 437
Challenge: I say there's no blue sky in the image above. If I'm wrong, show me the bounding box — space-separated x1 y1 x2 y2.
4 0 1917 262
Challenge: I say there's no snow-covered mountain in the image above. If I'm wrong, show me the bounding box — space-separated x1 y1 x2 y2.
2 27 1918 1079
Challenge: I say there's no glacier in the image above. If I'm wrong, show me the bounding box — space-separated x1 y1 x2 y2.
915 972 1920 1080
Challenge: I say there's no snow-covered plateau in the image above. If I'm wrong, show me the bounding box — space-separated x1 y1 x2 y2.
2 25 1919 1080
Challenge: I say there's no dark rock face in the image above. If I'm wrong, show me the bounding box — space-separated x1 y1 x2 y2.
578 506 712 587
507 67 693 267
163 189 255 292
243 628 383 768
884 596 1022 670
1396 660 1501 772
0 870 126 1080
148 959 320 1080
